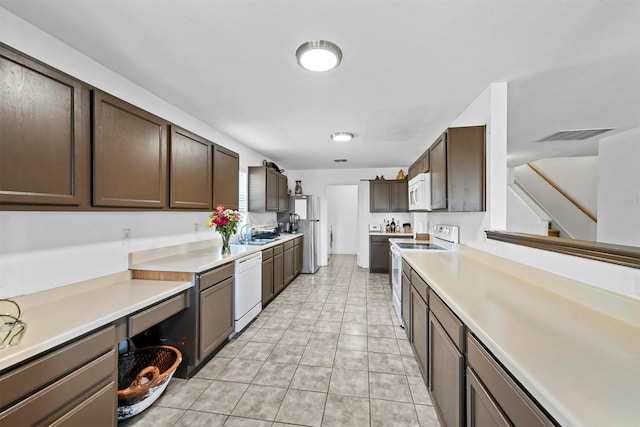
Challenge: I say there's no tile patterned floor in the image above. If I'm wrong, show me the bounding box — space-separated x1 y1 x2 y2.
120 255 441 427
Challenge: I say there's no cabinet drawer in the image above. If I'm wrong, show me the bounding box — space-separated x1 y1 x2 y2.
273 243 284 255
262 247 274 260
200 262 234 290
129 292 188 337
402 260 411 278
467 334 555 427
430 292 465 351
410 270 429 303
50 382 116 427
0 350 116 426
294 236 303 246
0 325 115 409
283 240 294 251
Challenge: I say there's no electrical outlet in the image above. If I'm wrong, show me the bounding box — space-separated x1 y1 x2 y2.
193 223 200 232
121 228 131 245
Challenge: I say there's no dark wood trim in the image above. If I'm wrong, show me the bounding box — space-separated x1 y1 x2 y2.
485 231 640 269
527 163 597 223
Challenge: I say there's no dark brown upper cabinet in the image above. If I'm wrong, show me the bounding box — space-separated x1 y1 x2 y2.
408 150 430 180
248 166 287 212
430 126 486 212
0 46 88 206
212 145 239 210
169 126 212 209
92 90 168 208
369 179 409 212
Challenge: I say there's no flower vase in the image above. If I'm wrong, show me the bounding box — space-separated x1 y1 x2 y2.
220 232 231 255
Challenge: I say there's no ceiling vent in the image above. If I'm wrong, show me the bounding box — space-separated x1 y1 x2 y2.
334 159 348 163
537 128 614 142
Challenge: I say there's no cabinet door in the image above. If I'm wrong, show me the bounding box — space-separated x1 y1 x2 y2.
1 47 87 206
420 150 431 173
213 145 239 209
278 174 289 212
401 271 411 339
169 126 212 209
430 312 464 427
411 286 429 384
199 276 234 359
369 236 389 273
266 169 279 211
466 368 511 427
390 180 409 212
369 181 390 212
273 251 284 294
284 247 294 285
92 90 167 208
430 133 447 210
294 238 303 275
262 257 274 305
447 126 485 212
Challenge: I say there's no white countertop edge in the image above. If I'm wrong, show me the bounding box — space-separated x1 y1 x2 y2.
130 233 302 272
399 246 640 427
0 279 192 371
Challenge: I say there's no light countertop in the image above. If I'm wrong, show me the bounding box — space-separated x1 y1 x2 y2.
0 272 191 371
369 232 413 237
130 233 302 273
396 243 640 427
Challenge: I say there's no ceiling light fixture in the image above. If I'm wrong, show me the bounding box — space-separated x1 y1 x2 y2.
330 132 354 142
296 40 342 72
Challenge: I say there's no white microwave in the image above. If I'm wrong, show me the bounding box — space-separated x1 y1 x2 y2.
408 173 432 211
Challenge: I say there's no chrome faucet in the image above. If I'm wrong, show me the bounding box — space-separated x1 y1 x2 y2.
239 224 252 243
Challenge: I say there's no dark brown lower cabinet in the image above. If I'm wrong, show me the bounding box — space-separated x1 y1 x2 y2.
466 368 510 427
430 313 465 427
411 285 429 383
0 326 117 426
199 275 234 360
273 246 285 295
294 236 303 275
284 241 295 285
401 270 412 339
466 334 555 427
262 248 274 305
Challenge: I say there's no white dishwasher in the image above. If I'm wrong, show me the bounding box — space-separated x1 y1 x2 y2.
233 252 262 335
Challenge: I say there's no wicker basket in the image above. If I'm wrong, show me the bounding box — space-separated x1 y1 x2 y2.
117 345 182 421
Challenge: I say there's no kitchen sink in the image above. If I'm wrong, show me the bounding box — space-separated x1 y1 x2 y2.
233 238 275 246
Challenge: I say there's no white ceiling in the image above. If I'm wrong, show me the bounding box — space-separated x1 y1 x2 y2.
2 0 639 169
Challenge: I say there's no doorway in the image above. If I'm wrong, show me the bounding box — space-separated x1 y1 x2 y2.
327 185 359 254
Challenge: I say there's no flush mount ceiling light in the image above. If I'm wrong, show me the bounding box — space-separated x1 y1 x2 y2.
330 132 354 142
296 40 342 72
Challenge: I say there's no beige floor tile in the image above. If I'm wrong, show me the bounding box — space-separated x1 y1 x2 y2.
279 329 311 346
252 361 296 388
119 406 185 427
266 343 306 364
369 372 413 403
174 411 227 427
415 404 440 427
230 384 287 421
333 348 369 371
216 358 264 383
367 336 400 354
370 398 420 427
368 352 406 375
250 327 285 342
299 346 336 368
223 416 273 427
322 394 370 427
289 365 333 392
337 334 368 351
408 375 433 405
194 356 233 380
341 321 368 336
236 341 275 361
329 368 370 398
274 389 327 427
313 320 342 333
307 331 339 348
154 378 211 409
189 380 248 414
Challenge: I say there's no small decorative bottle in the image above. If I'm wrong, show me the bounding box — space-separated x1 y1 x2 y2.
385 220 391 233
295 181 302 195
390 218 396 233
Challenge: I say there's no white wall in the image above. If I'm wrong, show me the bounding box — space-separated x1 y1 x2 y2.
327 185 358 254
285 168 410 267
597 127 640 246
0 10 274 297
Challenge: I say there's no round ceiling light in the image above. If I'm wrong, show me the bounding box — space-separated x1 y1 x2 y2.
330 132 354 142
296 40 342 72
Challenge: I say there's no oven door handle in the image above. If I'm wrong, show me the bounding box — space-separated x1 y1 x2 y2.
390 244 401 256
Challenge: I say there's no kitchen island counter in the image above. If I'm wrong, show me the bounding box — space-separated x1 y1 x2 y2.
0 272 191 371
130 233 302 273
401 245 640 427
